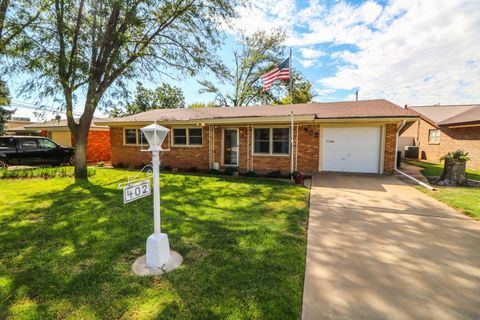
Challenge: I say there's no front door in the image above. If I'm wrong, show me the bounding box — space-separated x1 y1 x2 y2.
223 129 239 166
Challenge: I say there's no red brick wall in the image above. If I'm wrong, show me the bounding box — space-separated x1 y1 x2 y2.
110 123 397 174
71 130 111 163
384 124 397 174
401 119 480 170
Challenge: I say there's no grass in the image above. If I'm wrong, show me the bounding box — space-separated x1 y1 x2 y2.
403 159 480 181
0 166 96 179
0 169 309 319
403 160 480 219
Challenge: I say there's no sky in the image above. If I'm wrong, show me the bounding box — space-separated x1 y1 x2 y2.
10 0 480 120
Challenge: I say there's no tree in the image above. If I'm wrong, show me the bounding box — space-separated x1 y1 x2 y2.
10 0 238 180
188 101 218 108
199 29 286 107
0 0 49 53
0 79 13 135
110 82 185 116
277 72 315 105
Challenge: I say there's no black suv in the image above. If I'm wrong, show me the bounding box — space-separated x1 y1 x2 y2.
0 136 75 168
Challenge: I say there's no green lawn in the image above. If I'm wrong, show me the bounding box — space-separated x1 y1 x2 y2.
0 169 309 319
403 160 480 219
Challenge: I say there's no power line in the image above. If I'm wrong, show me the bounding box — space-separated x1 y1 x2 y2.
10 100 84 117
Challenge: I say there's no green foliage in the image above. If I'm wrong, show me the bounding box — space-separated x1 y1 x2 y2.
0 166 96 179
199 29 286 106
440 149 470 161
0 169 309 318
188 101 218 108
266 170 283 178
110 82 185 117
0 79 14 135
277 73 315 104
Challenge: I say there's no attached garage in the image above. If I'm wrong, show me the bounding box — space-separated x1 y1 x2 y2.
321 126 383 173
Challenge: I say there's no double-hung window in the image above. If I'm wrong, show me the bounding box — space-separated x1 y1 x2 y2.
428 129 440 144
124 128 148 145
172 128 203 146
254 127 290 155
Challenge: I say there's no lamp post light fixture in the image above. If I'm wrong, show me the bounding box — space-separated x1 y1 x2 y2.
140 123 171 268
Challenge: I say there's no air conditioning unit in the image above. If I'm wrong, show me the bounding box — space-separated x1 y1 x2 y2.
405 146 419 159
211 162 220 170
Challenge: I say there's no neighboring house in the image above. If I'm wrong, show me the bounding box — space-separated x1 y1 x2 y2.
95 99 417 175
401 104 480 170
3 117 39 136
23 118 111 163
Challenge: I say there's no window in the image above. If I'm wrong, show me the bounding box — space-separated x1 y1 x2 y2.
428 129 440 144
0 137 15 148
272 128 289 154
38 139 57 149
125 129 138 145
189 128 202 145
254 127 290 155
172 128 203 146
173 128 187 145
20 138 38 149
254 128 270 154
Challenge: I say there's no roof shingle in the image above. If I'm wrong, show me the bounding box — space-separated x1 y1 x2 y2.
96 99 417 124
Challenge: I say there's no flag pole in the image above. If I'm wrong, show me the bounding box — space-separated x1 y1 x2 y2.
289 48 294 180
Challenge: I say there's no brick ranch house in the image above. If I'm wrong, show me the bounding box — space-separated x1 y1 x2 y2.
95 99 418 175
23 118 111 163
400 104 480 170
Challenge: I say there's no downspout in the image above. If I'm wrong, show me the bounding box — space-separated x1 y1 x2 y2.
290 111 294 180
395 120 435 190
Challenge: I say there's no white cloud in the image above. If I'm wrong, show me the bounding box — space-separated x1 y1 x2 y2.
231 0 480 105
299 59 316 68
299 48 324 59
315 88 336 96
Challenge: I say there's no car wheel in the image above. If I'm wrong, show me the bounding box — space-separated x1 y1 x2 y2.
68 155 75 165
0 159 8 169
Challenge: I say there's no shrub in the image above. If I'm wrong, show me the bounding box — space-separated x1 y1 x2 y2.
224 167 237 176
266 170 283 178
440 150 470 161
188 167 198 173
0 166 96 179
161 165 172 171
208 168 220 175
244 171 257 177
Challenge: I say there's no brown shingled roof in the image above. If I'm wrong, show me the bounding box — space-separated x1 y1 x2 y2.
25 118 108 129
96 99 417 124
408 104 480 126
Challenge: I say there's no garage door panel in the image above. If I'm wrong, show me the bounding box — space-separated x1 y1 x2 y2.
322 127 381 173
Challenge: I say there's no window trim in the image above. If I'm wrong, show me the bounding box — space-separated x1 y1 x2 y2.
171 127 203 147
252 126 290 156
428 129 441 145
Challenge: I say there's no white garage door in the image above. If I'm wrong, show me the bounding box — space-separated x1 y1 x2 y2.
322 127 381 173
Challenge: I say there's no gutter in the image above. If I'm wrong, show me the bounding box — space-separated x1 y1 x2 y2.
394 120 436 191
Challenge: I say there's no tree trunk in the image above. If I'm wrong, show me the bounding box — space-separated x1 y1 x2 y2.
73 125 89 181
439 158 467 186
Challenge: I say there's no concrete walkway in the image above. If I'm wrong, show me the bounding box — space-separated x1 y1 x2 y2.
302 173 480 320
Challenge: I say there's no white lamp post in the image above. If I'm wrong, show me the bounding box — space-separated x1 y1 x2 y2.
140 123 171 268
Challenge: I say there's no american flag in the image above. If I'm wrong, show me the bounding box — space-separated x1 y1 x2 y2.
260 57 290 92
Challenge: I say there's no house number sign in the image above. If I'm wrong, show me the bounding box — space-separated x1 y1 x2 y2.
123 179 151 204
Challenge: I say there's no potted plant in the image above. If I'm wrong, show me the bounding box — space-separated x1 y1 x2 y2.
438 149 470 186
293 171 304 185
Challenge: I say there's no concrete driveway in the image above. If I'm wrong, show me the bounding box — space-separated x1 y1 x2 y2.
302 173 480 320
